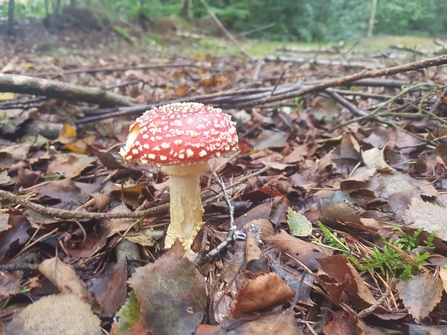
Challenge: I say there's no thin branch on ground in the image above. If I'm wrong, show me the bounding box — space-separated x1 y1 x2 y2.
0 167 268 221
357 278 399 318
324 88 368 117
195 168 236 266
237 54 447 108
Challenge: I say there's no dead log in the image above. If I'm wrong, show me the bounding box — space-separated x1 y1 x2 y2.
0 74 135 107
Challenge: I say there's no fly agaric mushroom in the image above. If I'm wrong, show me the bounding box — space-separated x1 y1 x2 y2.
120 102 238 250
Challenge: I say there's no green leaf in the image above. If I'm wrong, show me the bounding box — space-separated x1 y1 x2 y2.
287 208 312 237
116 290 141 335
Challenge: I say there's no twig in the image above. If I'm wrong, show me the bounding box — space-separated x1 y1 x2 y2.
356 278 399 318
195 169 236 266
324 88 368 117
235 23 276 38
429 86 447 114
270 70 286 96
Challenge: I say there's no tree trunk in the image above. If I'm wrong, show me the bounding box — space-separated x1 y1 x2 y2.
367 0 378 37
180 0 190 19
7 0 15 36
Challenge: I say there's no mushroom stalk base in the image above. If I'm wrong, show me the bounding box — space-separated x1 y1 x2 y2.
163 164 208 250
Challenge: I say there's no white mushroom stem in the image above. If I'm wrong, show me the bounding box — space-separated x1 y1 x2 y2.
162 161 210 250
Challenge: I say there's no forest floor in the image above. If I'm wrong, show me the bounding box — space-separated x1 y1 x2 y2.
1 16 447 335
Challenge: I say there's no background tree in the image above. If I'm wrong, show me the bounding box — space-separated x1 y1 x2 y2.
7 0 14 36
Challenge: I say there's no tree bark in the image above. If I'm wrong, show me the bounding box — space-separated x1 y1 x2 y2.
368 0 378 37
7 0 15 36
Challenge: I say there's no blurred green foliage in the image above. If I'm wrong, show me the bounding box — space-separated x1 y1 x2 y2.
2 0 447 42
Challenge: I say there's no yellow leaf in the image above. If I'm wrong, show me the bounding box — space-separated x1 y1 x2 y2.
55 124 77 144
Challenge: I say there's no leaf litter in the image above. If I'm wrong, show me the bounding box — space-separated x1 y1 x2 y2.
1 27 447 335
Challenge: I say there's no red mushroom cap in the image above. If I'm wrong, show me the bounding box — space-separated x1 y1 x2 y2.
120 102 238 166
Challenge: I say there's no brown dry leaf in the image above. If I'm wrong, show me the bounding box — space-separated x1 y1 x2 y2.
318 255 377 309
128 253 206 335
403 198 447 240
0 214 31 262
231 272 294 314
243 219 275 236
340 167 376 193
323 312 385 335
396 273 443 320
5 294 102 335
263 230 332 270
88 262 127 318
387 128 423 154
362 147 393 172
109 182 153 208
102 204 135 237
319 202 364 229
66 224 108 258
245 230 263 264
0 271 21 299
379 172 420 199
37 178 90 203
90 192 110 211
0 143 32 167
283 144 309 163
338 133 361 160
253 129 288 151
38 257 91 303
226 310 303 335
16 167 45 187
46 153 96 178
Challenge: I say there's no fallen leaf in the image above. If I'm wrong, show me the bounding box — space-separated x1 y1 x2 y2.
128 253 206 335
362 147 393 172
88 262 127 318
46 153 96 178
226 310 303 335
287 207 312 237
231 272 294 314
403 198 447 240
263 230 332 271
397 273 443 320
38 257 91 303
318 255 378 309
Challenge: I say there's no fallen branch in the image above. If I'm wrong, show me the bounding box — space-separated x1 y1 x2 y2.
0 167 268 221
75 78 410 124
39 62 231 77
237 54 447 109
0 73 135 107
